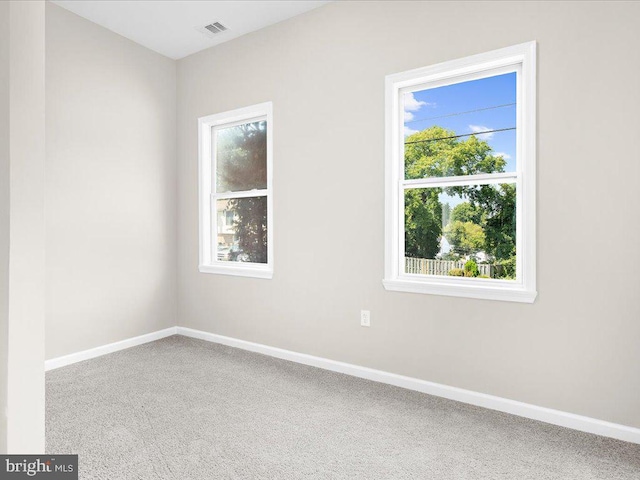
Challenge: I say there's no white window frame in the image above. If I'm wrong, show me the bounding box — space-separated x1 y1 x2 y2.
198 102 273 279
383 42 537 303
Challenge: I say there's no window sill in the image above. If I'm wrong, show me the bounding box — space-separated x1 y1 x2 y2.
382 277 537 303
199 263 273 279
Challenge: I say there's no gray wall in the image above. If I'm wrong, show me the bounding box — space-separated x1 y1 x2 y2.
45 3 177 359
177 1 640 428
0 0 9 454
6 0 46 452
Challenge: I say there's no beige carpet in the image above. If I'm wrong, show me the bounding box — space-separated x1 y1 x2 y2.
46 335 640 479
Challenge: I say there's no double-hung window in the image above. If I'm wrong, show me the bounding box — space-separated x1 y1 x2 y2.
383 43 536 302
198 102 273 278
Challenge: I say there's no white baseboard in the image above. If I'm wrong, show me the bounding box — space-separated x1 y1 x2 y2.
45 325 640 444
177 326 640 445
45 327 178 371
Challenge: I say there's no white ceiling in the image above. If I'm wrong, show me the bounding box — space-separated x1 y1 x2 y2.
51 1 330 60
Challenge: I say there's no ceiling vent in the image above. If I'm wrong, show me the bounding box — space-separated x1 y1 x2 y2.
203 21 228 35
195 21 230 40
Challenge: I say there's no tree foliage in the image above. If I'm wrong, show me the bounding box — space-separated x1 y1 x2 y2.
404 188 442 259
404 127 506 180
217 121 267 192
483 183 516 264
450 202 483 225
228 197 268 263
444 220 486 257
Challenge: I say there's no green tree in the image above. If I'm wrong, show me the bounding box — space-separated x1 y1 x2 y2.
217 121 267 193
404 188 442 259
444 220 485 257
404 127 508 261
450 202 483 225
482 183 516 274
229 197 268 263
405 127 506 180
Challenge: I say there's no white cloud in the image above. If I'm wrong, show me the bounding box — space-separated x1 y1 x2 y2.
403 92 435 123
403 93 436 135
404 92 427 112
492 151 511 160
469 124 494 140
404 125 419 137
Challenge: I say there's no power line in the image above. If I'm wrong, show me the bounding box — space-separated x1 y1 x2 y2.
405 103 516 125
404 127 516 145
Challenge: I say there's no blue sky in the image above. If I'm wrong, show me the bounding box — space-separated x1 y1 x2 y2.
404 72 517 172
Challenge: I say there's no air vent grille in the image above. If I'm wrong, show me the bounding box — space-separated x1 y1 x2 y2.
204 22 228 35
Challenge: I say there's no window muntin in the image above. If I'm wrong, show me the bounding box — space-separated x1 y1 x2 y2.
199 102 273 278
384 43 536 302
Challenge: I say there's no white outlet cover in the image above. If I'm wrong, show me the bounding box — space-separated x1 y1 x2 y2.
360 310 371 327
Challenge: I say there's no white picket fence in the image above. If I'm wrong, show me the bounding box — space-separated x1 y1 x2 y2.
405 257 496 277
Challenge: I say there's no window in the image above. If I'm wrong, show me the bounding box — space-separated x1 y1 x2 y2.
198 102 273 278
383 43 536 302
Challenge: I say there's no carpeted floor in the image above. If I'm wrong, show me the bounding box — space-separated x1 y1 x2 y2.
46 335 640 479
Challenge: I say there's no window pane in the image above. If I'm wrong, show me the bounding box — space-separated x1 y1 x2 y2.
404 72 516 179
215 120 267 192
404 183 516 280
216 197 267 264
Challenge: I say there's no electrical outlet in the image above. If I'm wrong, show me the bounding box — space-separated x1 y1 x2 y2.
360 310 371 327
